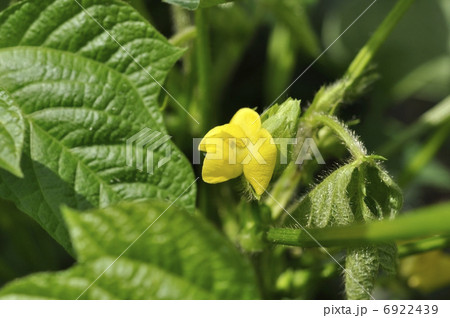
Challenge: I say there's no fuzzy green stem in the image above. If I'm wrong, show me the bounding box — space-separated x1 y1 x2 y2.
310 114 367 159
265 201 450 248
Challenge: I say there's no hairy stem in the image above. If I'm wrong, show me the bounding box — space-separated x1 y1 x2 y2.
310 114 367 160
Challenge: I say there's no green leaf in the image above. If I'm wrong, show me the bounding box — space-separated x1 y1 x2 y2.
0 257 214 300
363 163 402 220
290 162 358 227
0 0 182 131
291 160 402 226
0 1 9 11
0 88 24 177
377 243 397 275
0 0 196 253
0 200 260 299
289 158 402 299
163 0 231 10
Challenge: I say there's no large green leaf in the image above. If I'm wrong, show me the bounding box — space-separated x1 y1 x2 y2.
0 0 181 130
0 0 196 252
163 0 231 10
0 200 260 299
0 88 24 177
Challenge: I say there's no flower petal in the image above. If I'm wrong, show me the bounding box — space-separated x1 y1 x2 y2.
230 108 261 139
242 128 277 195
199 124 246 152
202 151 243 183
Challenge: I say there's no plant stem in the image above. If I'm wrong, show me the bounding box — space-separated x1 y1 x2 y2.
267 0 415 215
265 163 302 220
398 236 450 258
159 94 170 112
305 0 415 116
169 26 197 47
310 114 367 159
265 201 450 248
195 9 213 134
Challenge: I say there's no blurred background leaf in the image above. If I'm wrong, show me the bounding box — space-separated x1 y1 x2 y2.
0 198 73 288
0 200 260 299
0 0 448 300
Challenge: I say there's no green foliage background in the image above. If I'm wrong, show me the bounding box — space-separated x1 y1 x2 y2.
0 0 449 300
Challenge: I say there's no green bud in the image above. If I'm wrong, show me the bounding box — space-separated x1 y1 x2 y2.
261 98 301 171
261 98 301 139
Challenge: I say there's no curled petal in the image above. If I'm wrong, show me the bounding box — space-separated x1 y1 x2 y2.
230 108 261 139
199 124 246 152
202 151 243 184
242 128 277 195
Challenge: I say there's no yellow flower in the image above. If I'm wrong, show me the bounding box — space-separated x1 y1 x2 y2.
199 108 277 196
